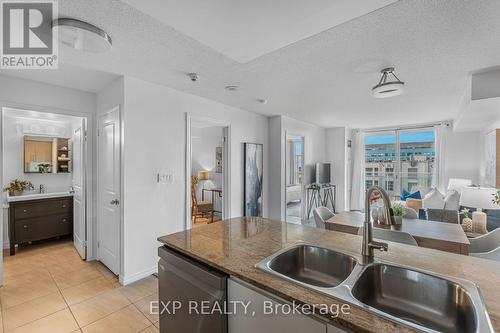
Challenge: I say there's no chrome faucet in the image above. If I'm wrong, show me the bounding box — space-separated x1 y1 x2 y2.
362 186 394 261
39 184 45 194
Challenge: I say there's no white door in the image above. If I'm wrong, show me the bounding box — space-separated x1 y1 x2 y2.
72 119 86 259
97 107 121 275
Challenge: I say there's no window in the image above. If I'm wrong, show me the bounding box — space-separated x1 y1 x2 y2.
365 129 435 194
408 167 418 179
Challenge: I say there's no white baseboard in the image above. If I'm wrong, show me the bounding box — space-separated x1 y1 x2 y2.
3 241 9 250
120 266 157 286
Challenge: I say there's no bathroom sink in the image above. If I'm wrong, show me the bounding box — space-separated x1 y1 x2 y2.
352 263 479 333
7 191 73 203
256 244 357 288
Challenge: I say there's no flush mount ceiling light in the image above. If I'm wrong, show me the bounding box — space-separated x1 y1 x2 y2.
225 85 239 92
52 18 112 53
256 99 268 105
372 67 405 98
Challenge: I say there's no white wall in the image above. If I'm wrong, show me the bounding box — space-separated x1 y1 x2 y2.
121 75 269 283
191 126 224 212
445 130 482 186
325 127 351 212
479 112 500 187
268 115 327 219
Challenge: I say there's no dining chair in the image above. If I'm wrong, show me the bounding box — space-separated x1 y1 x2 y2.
313 207 335 229
358 227 418 246
426 209 459 224
191 176 214 223
402 207 418 219
469 229 500 261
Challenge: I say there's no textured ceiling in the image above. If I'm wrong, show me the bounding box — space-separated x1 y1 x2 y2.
42 0 500 128
120 0 398 63
0 63 119 93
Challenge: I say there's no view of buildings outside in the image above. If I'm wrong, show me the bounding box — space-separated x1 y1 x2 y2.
365 130 435 195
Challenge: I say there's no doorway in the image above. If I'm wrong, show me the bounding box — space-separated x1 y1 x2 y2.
1 107 89 260
285 135 305 224
186 116 230 229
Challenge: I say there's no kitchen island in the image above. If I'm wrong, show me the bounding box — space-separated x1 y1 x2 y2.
158 217 500 333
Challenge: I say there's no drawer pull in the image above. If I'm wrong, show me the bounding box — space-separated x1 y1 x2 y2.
23 225 28 229
62 218 67 222
23 209 28 213
62 204 67 208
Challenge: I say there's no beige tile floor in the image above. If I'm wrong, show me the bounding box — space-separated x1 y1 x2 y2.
0 239 159 333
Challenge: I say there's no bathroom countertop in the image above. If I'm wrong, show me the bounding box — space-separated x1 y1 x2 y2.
158 217 500 333
6 191 73 203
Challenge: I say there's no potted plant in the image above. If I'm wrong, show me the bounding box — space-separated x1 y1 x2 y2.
3 179 34 196
391 202 405 225
493 190 500 207
460 208 473 232
38 163 51 173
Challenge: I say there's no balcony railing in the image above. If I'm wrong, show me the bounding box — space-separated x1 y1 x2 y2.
365 172 433 195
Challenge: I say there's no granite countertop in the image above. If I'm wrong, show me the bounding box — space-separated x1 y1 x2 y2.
158 217 500 333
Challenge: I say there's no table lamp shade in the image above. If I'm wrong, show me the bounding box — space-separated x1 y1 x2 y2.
198 170 209 181
460 187 497 209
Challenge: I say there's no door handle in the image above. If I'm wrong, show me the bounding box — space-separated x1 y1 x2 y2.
110 199 120 205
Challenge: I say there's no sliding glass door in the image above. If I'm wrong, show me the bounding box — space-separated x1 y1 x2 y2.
365 128 435 195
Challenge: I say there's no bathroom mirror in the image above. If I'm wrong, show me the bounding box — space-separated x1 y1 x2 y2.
24 136 71 174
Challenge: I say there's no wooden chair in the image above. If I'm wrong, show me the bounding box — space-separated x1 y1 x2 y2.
191 177 214 223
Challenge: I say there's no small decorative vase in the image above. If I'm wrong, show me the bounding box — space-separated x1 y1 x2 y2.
462 218 473 232
9 190 23 196
472 214 488 234
393 216 402 225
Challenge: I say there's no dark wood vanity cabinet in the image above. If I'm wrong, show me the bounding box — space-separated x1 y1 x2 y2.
9 196 73 255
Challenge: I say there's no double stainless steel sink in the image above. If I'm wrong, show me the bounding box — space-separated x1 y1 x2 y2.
256 244 493 333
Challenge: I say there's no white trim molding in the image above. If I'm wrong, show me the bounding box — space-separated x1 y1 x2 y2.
120 266 157 286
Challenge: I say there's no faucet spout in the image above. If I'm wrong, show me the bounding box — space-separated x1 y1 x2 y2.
362 186 393 261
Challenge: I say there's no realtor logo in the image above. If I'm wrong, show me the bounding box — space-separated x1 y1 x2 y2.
1 0 58 69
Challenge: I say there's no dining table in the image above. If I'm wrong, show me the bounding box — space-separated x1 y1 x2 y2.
325 211 470 255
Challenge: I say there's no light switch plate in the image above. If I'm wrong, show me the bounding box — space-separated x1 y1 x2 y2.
157 173 174 183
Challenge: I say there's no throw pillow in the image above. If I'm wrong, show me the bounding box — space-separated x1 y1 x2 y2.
400 190 422 201
444 190 460 211
400 190 410 201
422 188 445 209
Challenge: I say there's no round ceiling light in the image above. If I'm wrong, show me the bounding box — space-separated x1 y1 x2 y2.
372 67 405 98
225 85 239 92
52 18 112 53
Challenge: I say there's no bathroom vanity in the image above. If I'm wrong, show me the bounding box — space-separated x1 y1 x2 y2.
8 193 73 255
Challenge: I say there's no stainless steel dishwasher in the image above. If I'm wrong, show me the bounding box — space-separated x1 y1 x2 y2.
158 246 228 333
